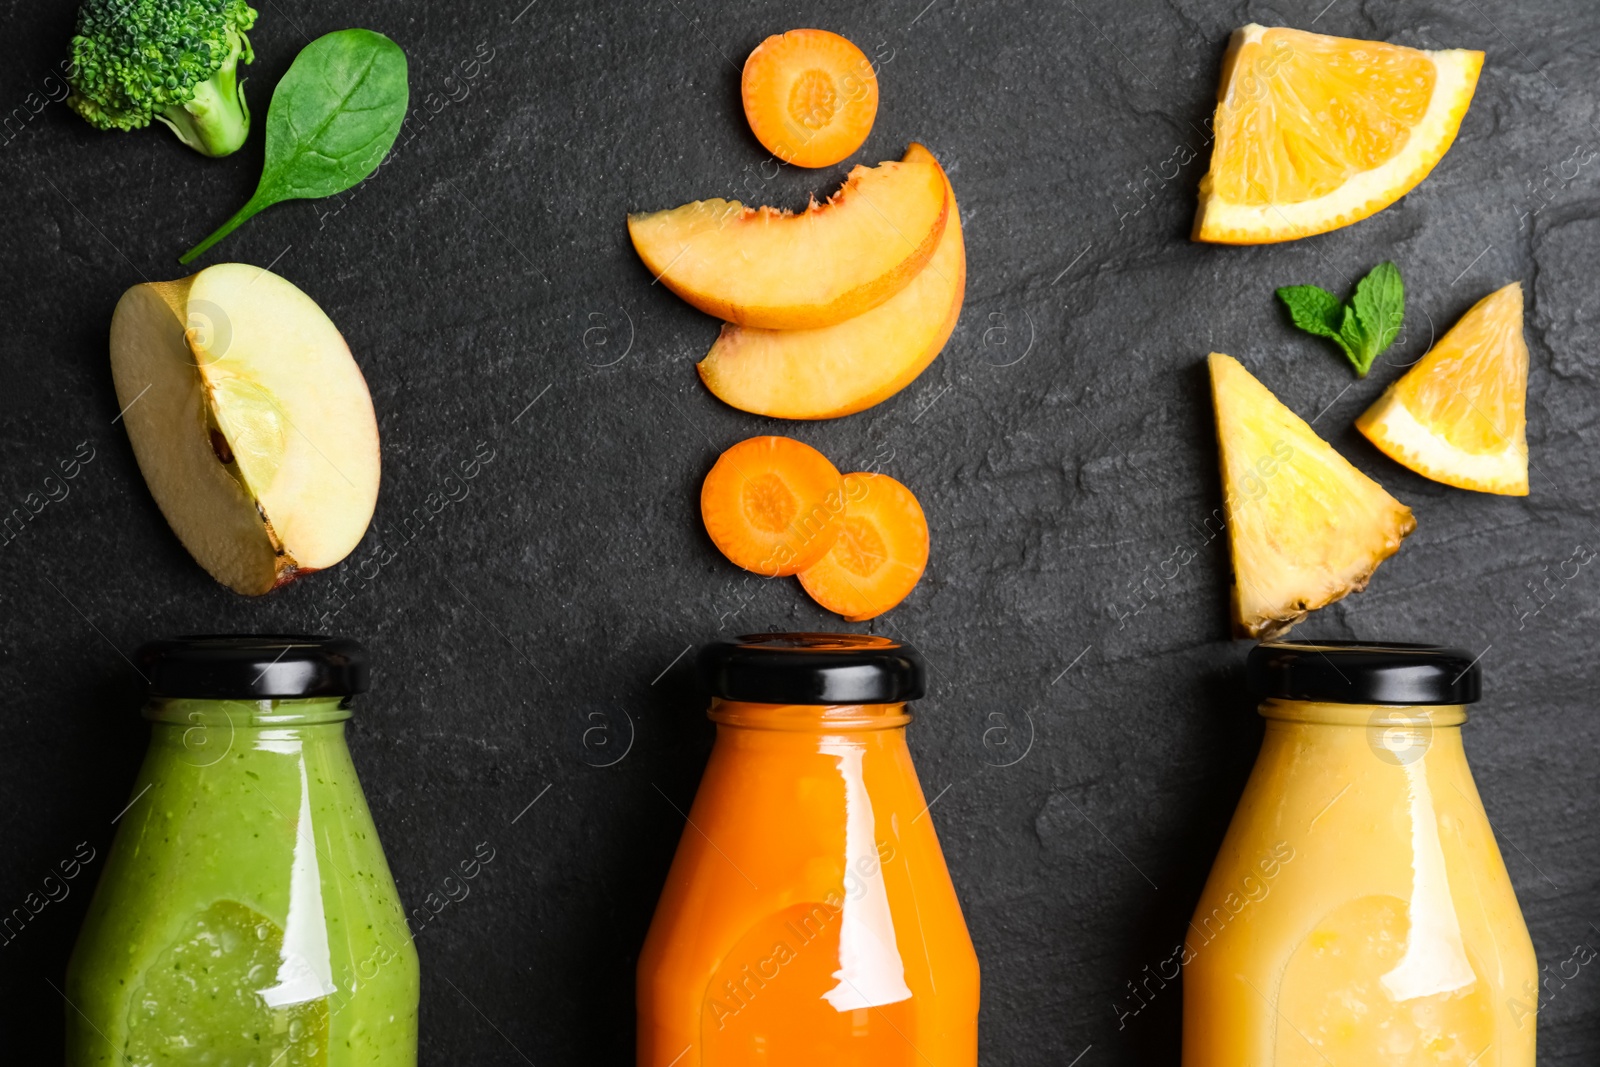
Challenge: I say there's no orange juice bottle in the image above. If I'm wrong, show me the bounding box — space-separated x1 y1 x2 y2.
638 633 979 1066
1184 641 1537 1067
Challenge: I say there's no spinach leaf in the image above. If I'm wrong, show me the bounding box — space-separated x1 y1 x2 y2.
181 29 409 263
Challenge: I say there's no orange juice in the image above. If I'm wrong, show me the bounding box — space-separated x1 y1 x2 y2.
1184 641 1536 1067
638 634 979 1066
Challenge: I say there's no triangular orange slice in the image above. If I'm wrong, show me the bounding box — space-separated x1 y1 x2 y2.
1356 282 1529 495
1195 26 1482 244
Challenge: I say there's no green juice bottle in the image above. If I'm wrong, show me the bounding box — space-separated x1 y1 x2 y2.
65 636 419 1066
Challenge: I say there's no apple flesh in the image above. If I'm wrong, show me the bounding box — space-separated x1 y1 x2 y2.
696 143 965 419
627 152 948 330
109 264 380 595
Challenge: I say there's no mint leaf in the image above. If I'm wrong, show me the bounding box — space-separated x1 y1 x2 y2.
1348 260 1405 376
1337 304 1366 367
1278 285 1356 362
1275 262 1406 377
1277 285 1344 339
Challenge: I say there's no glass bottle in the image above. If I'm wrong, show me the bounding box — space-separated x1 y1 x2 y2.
66 635 419 1067
638 633 980 1066
1183 640 1537 1067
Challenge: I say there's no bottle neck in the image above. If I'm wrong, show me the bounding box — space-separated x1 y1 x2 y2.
144 696 351 729
1258 698 1467 728
1258 698 1468 768
708 698 911 732
139 698 351 772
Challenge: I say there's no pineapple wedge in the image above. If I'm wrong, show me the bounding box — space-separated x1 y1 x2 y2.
1209 353 1416 638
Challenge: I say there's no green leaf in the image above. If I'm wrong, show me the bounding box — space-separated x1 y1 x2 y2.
1277 285 1355 360
1337 304 1368 371
181 30 410 263
1275 262 1406 377
1348 260 1405 376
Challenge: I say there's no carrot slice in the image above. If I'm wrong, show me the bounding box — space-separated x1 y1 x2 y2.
798 472 928 621
742 29 879 169
701 436 845 576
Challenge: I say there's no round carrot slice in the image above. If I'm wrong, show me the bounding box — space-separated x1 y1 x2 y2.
742 29 879 169
701 436 845 577
798 472 928 621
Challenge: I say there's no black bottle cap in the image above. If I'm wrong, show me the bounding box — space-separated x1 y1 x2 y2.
1247 640 1481 706
699 633 926 705
135 635 369 700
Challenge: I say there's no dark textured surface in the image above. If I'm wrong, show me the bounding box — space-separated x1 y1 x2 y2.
2 0 1598 1062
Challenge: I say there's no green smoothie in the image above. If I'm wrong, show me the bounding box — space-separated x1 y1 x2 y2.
66 696 419 1066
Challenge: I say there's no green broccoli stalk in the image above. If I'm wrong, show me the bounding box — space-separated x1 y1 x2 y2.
66 0 260 158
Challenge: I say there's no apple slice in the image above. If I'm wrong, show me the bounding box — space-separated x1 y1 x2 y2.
109 263 380 595
696 143 966 420
627 150 948 329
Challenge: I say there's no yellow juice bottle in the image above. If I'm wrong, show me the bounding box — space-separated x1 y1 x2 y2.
1183 640 1536 1067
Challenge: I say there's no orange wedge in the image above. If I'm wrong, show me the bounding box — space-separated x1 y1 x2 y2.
1194 25 1482 244
1356 283 1529 495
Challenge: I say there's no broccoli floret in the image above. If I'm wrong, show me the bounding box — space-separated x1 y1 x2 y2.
66 0 260 158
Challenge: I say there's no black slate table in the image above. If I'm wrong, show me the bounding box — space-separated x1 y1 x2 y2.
2 0 1598 1063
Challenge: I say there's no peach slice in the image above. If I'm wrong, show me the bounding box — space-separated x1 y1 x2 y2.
626 151 947 330
696 143 965 419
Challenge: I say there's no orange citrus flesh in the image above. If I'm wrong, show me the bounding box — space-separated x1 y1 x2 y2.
1195 25 1482 243
701 436 845 576
627 154 947 330
798 472 929 621
1215 28 1435 205
742 29 878 168
1356 282 1529 495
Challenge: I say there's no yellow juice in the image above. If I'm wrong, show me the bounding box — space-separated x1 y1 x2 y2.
1183 697 1536 1067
